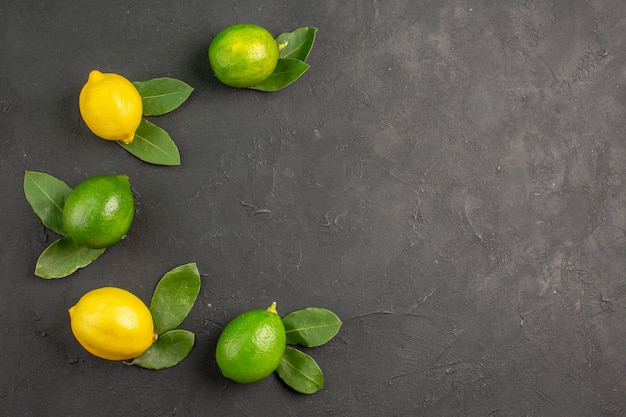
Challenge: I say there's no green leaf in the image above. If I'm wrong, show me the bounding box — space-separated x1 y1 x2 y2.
276 27 318 62
23 171 73 236
283 308 342 347
35 237 106 279
133 78 194 116
129 329 195 370
249 58 310 92
276 347 324 394
118 119 181 165
149 263 201 335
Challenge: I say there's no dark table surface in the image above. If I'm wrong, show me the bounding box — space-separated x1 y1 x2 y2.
3 1 626 416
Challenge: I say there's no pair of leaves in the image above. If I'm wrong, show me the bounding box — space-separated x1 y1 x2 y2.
275 308 342 394
24 171 107 279
117 78 193 166
128 263 201 369
249 27 318 92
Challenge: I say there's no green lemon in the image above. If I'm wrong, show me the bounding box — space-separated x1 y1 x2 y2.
216 302 286 384
208 23 279 88
63 175 134 249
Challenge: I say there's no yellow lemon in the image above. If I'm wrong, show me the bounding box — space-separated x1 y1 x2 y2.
69 287 156 361
79 70 142 144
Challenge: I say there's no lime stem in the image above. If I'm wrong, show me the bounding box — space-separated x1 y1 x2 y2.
267 301 278 314
277 40 288 51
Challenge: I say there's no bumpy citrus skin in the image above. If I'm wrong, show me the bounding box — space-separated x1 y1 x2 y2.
69 287 156 361
79 70 142 143
216 302 286 383
208 24 279 88
63 175 134 249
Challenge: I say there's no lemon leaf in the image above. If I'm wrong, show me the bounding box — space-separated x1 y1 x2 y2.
118 119 181 165
248 58 310 92
35 237 106 279
149 263 201 335
130 329 195 370
275 347 324 394
276 27 318 62
23 171 73 236
282 308 342 347
133 78 194 116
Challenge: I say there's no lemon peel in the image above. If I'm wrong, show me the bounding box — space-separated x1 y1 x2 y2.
69 287 156 361
79 70 142 144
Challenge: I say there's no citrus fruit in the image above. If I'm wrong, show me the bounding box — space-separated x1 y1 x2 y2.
208 23 279 88
63 174 134 249
79 70 142 144
69 287 156 361
216 302 286 383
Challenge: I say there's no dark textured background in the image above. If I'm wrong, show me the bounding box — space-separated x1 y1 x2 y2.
2 1 626 415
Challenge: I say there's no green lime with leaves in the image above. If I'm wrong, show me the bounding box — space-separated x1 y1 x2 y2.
216 302 286 383
63 174 134 249
208 23 279 88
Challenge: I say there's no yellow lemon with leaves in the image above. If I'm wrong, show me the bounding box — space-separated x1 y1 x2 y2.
69 287 156 361
79 70 142 144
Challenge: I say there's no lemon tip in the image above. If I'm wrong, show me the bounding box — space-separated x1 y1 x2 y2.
87 69 104 82
120 134 135 144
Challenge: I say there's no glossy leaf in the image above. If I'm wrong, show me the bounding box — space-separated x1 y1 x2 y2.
130 329 195 370
150 263 201 335
35 237 106 279
276 27 318 62
23 171 72 236
283 308 342 347
276 347 324 394
133 78 194 116
118 119 180 165
249 58 310 92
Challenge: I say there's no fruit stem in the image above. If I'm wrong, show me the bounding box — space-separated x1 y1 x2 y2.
277 40 288 51
267 301 278 314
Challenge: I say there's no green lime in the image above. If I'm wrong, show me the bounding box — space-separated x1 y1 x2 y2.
216 302 286 384
208 23 279 88
63 175 134 249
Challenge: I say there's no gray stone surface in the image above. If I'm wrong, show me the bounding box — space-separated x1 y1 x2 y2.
2 0 626 415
